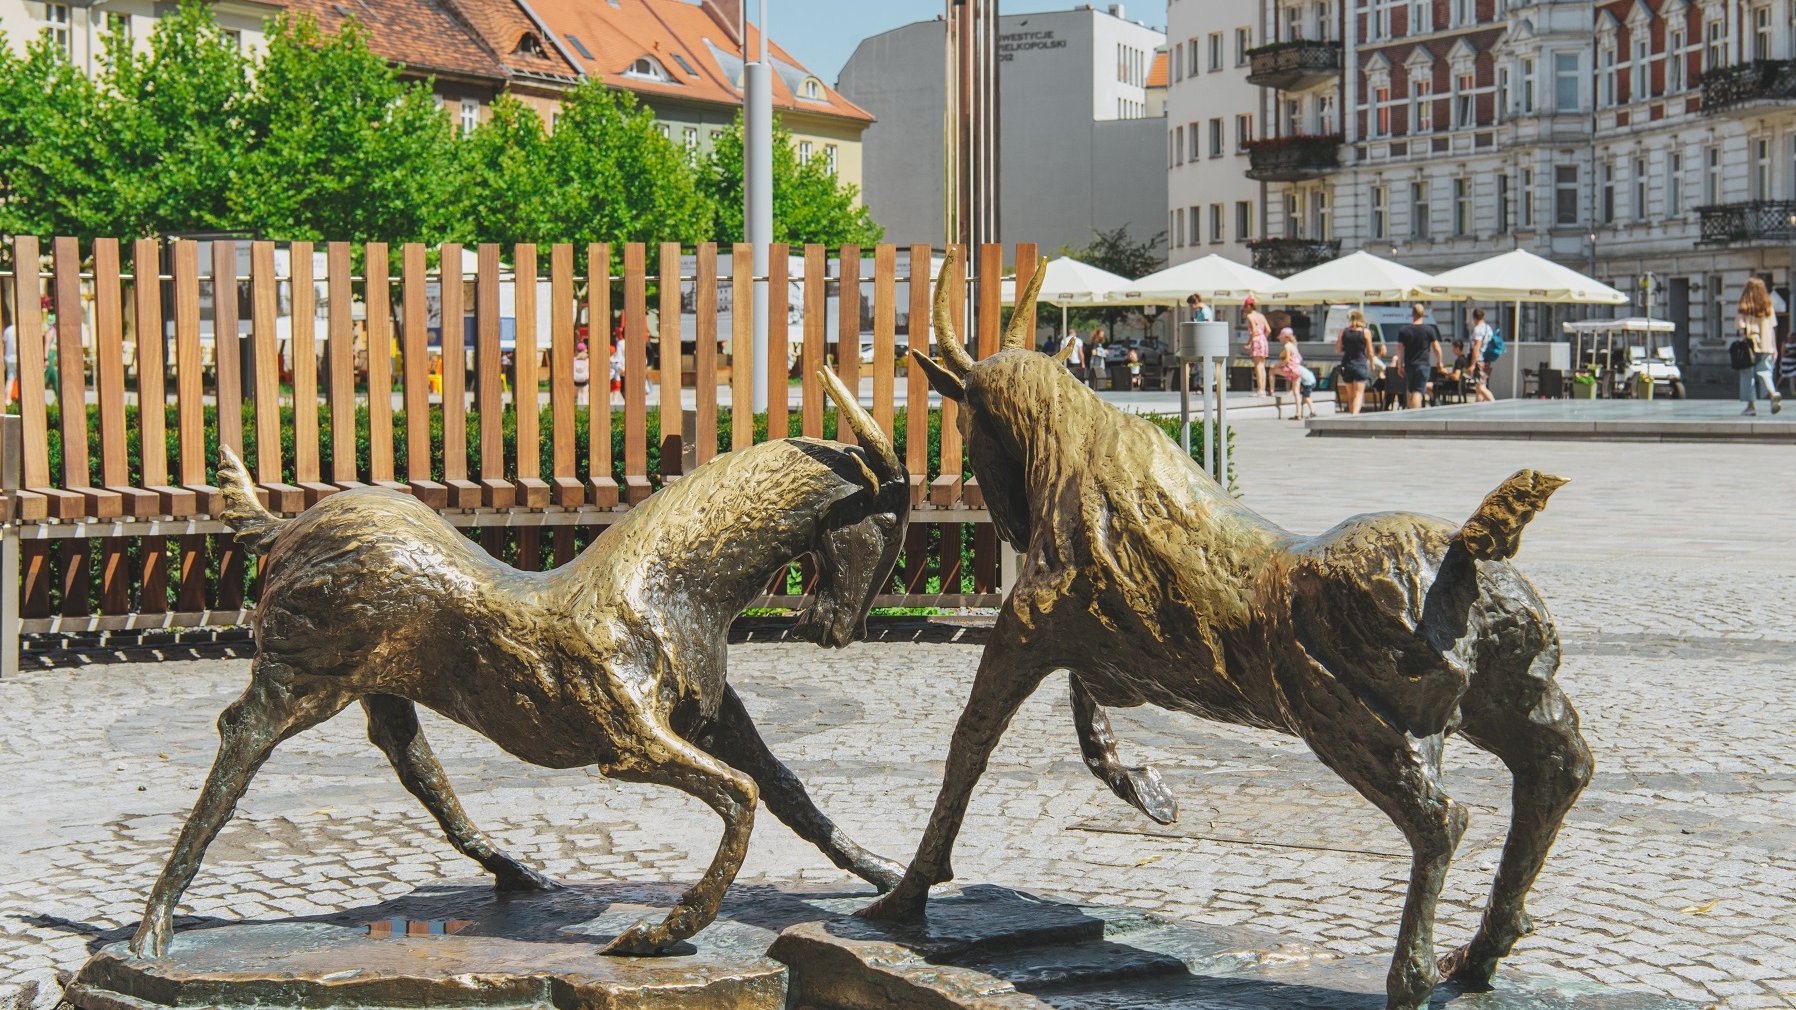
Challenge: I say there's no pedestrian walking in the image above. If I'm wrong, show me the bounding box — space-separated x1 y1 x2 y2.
1060 328 1086 381
1469 307 1497 402
1334 308 1374 414
1244 296 1271 396
573 341 592 406
1735 277 1782 414
1090 329 1109 387
1395 303 1441 410
1781 323 1796 395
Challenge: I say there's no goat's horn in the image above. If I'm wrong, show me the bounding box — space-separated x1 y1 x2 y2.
931 248 975 376
1455 469 1569 561
1052 340 1076 364
1003 256 1048 350
818 367 901 486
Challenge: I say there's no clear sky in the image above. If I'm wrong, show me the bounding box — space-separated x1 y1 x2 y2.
759 1 1168 84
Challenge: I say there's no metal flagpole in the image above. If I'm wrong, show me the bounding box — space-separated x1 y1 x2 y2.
744 0 773 410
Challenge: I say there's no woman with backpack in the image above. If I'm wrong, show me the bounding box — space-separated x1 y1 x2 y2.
1735 277 1782 415
1470 308 1498 402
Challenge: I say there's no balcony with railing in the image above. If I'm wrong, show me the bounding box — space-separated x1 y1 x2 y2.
1700 59 1796 115
1245 39 1342 91
1244 134 1342 182
1696 200 1796 245
1247 237 1341 276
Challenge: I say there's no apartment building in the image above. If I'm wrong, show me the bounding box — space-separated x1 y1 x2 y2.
0 0 282 69
1165 0 1266 266
1243 0 1796 384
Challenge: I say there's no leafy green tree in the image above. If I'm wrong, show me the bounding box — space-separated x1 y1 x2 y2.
701 116 882 246
95 2 251 237
0 35 108 238
232 13 456 241
446 95 555 248
1069 225 1163 279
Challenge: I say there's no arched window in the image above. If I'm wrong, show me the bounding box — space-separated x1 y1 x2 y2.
626 57 672 82
800 77 825 100
514 33 544 57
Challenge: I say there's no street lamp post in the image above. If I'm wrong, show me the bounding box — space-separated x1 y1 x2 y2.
743 0 773 411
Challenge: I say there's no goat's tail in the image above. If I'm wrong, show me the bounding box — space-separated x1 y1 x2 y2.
218 446 290 555
1454 468 1568 561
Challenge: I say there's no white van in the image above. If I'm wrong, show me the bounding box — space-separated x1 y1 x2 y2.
1320 305 1436 351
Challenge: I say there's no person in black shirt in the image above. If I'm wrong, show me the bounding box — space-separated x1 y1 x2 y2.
1394 304 1442 409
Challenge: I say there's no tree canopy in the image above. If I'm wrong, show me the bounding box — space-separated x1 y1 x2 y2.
0 1 880 249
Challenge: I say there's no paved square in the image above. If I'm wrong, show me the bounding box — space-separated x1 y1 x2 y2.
2 415 1792 1009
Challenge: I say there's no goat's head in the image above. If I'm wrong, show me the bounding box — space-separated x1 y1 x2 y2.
909 250 1074 550
793 368 910 648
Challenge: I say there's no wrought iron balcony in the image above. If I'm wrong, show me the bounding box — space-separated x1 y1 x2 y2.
1695 200 1796 245
1700 59 1796 115
1244 134 1342 182
1246 40 1342 91
1247 237 1341 276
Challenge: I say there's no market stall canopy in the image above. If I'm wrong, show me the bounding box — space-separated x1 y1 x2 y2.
1427 249 1628 305
1260 250 1442 303
1000 257 1134 306
1124 255 1281 306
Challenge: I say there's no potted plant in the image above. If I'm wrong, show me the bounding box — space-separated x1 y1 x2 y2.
1571 372 1598 399
1632 371 1655 400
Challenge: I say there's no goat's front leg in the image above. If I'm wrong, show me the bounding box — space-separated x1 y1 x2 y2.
362 694 556 892
600 723 758 955
699 686 903 891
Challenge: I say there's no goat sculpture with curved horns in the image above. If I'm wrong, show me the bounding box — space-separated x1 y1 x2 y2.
867 250 1593 1010
130 368 911 960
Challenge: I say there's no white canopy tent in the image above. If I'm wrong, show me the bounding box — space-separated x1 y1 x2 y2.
1428 249 1629 394
999 256 1135 346
1260 250 1441 304
1123 255 1280 307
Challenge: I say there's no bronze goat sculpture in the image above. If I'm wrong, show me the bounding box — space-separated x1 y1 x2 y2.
864 254 1593 1010
130 370 908 959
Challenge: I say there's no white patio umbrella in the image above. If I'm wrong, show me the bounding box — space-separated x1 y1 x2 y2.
1124 254 1280 306
1260 250 1441 304
1427 249 1628 395
1000 256 1135 346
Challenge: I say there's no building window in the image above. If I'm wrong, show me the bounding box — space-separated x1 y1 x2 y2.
1410 181 1430 238
1630 34 1648 100
223 27 241 49
683 126 699 157
656 122 670 138
1314 189 1331 239
1454 72 1475 127
1599 162 1614 224
1497 173 1511 233
1554 52 1581 111
1189 121 1201 160
1285 98 1301 135
1235 200 1252 240
1668 29 1686 91
1187 206 1199 246
1313 0 1330 40
1755 137 1772 198
1235 27 1251 65
1209 118 1224 157
1409 0 1432 33
1452 0 1474 26
1285 192 1302 238
1667 152 1682 216
45 2 71 54
627 57 672 82
1554 164 1580 225
1212 203 1226 243
460 98 480 135
106 11 131 41
1519 58 1536 113
1520 167 1534 228
1374 85 1392 137
1175 209 1185 247
1412 79 1433 133
1209 32 1223 71
1633 157 1647 221
1236 113 1253 150
1496 66 1509 120
1598 42 1616 107
1371 185 1388 239
1705 18 1724 71
1452 177 1470 236
1755 4 1773 60
1173 126 1183 165
798 140 813 165
1318 93 1336 133
1704 146 1721 204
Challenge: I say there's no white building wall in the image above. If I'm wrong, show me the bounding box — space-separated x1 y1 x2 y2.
1165 0 1264 266
1 0 279 69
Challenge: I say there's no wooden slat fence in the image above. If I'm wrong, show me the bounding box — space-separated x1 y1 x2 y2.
0 238 1035 664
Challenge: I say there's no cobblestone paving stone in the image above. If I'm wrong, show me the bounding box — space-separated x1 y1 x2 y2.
3 417 1794 1010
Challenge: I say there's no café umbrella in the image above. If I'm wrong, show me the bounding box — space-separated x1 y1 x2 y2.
1427 249 1628 394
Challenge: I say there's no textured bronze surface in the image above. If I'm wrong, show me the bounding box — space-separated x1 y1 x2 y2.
124 368 909 961
866 253 1594 1010
781 885 1698 1010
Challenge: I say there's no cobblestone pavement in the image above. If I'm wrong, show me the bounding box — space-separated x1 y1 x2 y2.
3 417 1794 1010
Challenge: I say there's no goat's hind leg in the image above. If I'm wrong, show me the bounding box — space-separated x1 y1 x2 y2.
1069 674 1178 825
1440 656 1592 989
130 665 345 958
599 723 758 955
699 686 902 891
363 694 556 892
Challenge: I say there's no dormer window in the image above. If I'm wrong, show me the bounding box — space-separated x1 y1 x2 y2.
799 77 825 100
514 32 544 57
626 56 673 82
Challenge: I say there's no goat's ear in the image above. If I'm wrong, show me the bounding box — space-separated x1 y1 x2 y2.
909 349 966 402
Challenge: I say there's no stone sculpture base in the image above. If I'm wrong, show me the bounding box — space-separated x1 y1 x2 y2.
69 882 1699 1010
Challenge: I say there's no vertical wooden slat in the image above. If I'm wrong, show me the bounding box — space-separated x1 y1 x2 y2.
513 243 547 507
516 526 541 571
55 237 119 519
976 243 1002 359
289 242 330 504
694 242 718 464
657 242 682 478
905 244 931 509
172 241 210 497
586 243 618 507
133 239 173 611
801 244 826 438
835 245 862 444
440 243 479 508
730 243 754 452
211 240 243 462
94 241 156 516
622 243 650 503
548 244 582 506
10 236 60 521
400 244 446 507
475 243 513 507
872 244 897 440
766 244 789 440
364 243 397 489
933 246 966 507
325 242 360 487
249 242 302 512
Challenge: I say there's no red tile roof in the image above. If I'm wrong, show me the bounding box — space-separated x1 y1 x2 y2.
445 0 579 81
526 0 873 123
1146 49 1168 88
284 0 507 81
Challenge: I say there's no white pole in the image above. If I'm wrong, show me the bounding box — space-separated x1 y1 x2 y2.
1512 298 1521 397
744 0 773 411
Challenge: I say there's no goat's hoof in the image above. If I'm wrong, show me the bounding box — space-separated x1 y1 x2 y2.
857 881 928 922
601 920 686 957
1438 944 1499 990
493 863 558 892
128 917 171 959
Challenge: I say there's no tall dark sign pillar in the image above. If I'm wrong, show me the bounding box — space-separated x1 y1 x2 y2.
945 0 1000 261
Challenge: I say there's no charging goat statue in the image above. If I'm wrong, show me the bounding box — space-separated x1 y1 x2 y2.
129 368 909 960
863 253 1594 1010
